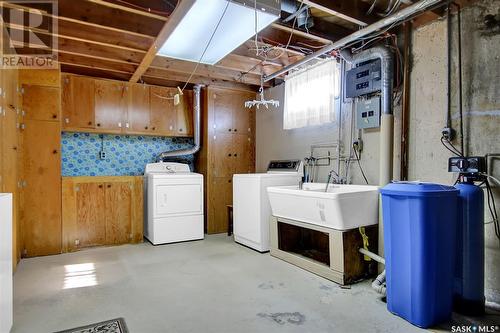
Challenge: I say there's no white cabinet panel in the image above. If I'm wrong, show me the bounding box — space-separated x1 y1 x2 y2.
0 193 13 333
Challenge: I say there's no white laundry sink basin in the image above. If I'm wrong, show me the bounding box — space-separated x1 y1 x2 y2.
267 183 379 230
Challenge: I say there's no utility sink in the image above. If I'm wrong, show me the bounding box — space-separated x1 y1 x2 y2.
267 183 379 230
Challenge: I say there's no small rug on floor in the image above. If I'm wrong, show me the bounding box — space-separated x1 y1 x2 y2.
54 318 129 333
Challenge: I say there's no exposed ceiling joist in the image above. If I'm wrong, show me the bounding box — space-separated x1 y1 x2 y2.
130 0 192 83
56 0 165 37
2 1 156 39
85 0 169 21
143 68 258 91
150 57 266 87
270 23 332 45
301 0 376 26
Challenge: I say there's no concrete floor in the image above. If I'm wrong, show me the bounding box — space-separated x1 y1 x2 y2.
13 235 426 333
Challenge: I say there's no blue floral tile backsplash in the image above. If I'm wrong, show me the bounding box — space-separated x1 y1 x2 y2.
61 132 194 176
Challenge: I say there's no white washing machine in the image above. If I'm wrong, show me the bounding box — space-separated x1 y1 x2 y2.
233 160 303 252
144 162 204 245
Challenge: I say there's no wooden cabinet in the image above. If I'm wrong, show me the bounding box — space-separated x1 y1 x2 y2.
0 69 21 268
61 74 194 137
62 74 95 128
177 90 193 136
22 85 60 121
20 71 62 258
129 83 151 133
95 79 128 132
62 176 143 252
150 86 176 135
21 120 62 256
196 86 256 234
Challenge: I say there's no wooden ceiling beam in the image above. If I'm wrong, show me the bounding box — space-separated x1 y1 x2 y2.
2 1 156 40
57 19 152 51
300 0 376 26
16 0 165 37
85 0 170 21
143 68 258 91
57 52 137 74
150 57 266 87
216 54 282 76
61 64 132 81
270 23 332 45
130 0 192 83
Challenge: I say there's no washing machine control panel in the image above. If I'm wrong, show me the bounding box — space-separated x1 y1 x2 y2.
267 160 302 173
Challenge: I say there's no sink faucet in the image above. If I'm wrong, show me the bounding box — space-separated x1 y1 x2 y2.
325 169 344 192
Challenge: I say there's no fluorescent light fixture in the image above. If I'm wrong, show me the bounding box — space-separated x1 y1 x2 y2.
157 0 280 65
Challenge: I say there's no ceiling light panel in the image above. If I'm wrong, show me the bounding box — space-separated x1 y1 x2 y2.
157 0 280 65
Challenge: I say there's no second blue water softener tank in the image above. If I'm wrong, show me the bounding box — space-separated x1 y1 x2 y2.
380 182 458 328
454 182 485 315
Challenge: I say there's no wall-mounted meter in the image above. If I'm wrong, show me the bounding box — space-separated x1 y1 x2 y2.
356 96 380 129
346 59 382 98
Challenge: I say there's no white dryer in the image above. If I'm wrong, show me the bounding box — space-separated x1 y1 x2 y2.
144 162 204 245
233 160 303 252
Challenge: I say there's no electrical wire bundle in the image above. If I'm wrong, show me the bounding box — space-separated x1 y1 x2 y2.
485 180 500 244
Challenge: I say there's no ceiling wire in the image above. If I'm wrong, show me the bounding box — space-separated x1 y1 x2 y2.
152 1 230 100
179 0 230 91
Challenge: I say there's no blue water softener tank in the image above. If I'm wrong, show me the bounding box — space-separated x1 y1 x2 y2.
380 182 458 328
454 181 485 315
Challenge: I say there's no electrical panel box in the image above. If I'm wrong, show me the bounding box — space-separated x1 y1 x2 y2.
356 96 380 129
346 59 382 98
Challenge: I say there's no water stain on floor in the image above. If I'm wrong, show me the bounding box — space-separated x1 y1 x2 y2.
258 281 285 290
257 312 306 325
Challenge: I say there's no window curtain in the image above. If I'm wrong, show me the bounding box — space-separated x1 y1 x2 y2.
283 59 340 130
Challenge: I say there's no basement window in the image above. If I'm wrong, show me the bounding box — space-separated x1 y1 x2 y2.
283 59 340 130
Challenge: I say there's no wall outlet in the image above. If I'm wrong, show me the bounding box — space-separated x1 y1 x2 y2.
353 139 363 153
99 150 107 160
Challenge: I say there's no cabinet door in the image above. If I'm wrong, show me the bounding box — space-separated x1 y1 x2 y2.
129 83 151 133
208 177 233 234
233 134 254 174
22 85 60 121
1 106 18 195
22 120 62 256
211 133 233 178
62 75 95 128
95 80 127 132
233 91 255 135
150 86 176 135
212 89 233 134
105 181 132 245
75 182 106 247
176 90 193 136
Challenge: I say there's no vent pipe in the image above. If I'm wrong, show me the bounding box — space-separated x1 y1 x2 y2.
263 0 444 82
158 84 203 160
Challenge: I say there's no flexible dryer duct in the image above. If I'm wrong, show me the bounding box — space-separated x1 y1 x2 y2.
158 85 203 160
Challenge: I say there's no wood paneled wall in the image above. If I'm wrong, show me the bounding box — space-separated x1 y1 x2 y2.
19 69 62 257
0 69 20 269
196 86 256 234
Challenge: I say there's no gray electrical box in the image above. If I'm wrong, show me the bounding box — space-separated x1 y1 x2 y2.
345 59 382 98
356 96 380 129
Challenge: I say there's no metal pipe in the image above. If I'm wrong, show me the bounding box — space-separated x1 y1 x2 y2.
336 60 344 178
158 84 203 160
359 248 386 264
400 22 411 181
263 0 444 82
